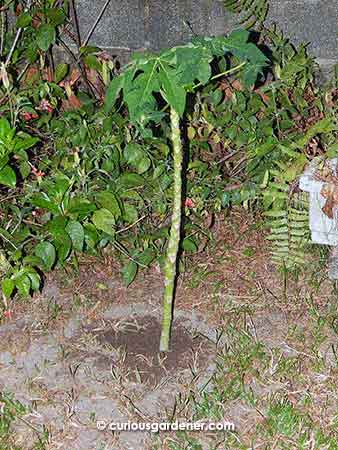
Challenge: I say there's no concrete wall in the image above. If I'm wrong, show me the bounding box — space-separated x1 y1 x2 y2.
267 0 337 79
77 0 337 75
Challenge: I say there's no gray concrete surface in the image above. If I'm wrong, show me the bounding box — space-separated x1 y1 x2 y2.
0 303 219 449
75 0 337 72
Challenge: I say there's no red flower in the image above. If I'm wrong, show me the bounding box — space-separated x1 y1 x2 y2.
185 198 195 208
31 166 45 178
3 310 12 319
22 111 39 121
39 99 54 113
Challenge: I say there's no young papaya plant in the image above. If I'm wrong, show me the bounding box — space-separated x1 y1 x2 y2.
104 29 268 352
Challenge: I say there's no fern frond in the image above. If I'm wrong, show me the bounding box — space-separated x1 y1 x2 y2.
268 192 309 270
223 0 269 29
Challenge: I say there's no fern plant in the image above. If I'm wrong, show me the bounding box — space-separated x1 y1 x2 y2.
270 157 338 272
261 116 338 270
264 190 309 269
261 148 310 270
223 0 269 29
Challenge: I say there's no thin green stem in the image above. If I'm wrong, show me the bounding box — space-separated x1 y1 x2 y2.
159 107 183 352
0 231 18 250
192 61 246 90
4 0 32 67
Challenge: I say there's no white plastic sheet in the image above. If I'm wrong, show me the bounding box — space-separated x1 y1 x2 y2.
299 158 338 246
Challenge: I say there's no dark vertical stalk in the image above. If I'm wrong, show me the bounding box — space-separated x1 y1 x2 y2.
68 0 96 96
69 0 82 49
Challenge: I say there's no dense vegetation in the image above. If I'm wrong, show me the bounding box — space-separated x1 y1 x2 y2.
0 2 337 448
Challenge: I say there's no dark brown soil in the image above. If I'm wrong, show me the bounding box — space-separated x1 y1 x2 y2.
90 315 213 385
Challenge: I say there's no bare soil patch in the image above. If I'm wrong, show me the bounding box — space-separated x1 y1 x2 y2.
87 315 212 385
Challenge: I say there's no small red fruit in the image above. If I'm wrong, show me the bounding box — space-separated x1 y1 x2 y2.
185 198 195 208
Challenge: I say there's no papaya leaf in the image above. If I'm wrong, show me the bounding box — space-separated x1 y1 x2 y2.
158 63 186 116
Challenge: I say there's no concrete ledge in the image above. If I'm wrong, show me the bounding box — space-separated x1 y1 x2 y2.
75 0 337 71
